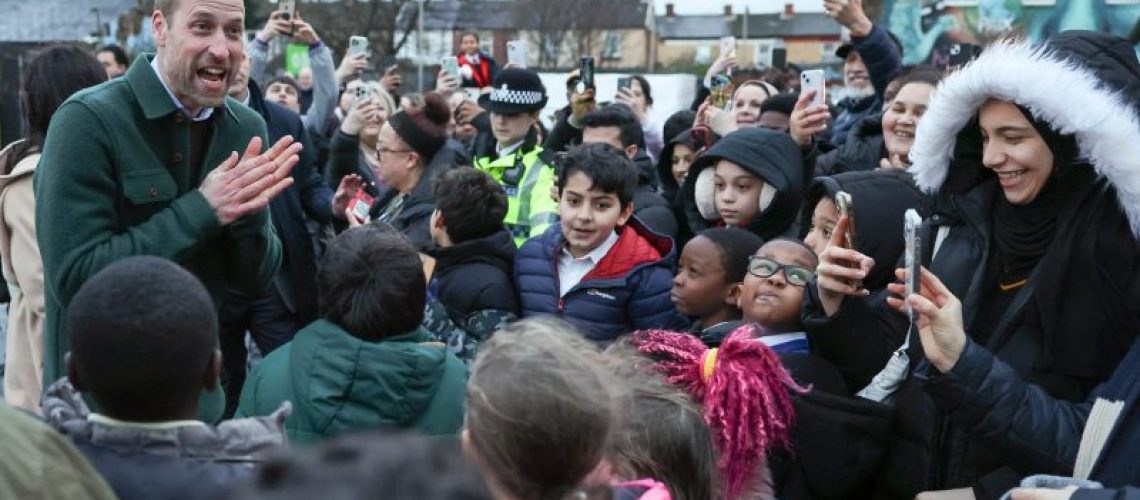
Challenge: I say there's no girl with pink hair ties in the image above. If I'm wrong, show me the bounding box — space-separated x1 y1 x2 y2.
628 327 807 499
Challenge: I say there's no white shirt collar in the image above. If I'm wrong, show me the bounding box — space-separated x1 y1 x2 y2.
150 56 215 122
496 140 525 157
562 230 619 264
757 332 807 347
88 413 208 431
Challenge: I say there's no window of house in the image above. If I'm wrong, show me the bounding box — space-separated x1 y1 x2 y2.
602 31 622 60
753 39 776 68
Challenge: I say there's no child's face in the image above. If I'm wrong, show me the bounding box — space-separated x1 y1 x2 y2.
671 144 694 185
672 236 736 319
803 196 839 256
559 172 633 258
738 241 817 333
713 159 762 227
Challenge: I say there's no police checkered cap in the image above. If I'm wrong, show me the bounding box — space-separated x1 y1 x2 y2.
490 86 545 106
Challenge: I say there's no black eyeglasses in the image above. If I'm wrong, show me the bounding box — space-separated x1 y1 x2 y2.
747 256 816 287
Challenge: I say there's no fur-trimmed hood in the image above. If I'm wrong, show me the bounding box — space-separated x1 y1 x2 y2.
908 31 1140 237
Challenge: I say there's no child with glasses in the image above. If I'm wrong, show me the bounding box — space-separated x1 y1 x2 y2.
739 239 846 394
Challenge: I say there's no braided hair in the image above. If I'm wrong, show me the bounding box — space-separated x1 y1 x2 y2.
629 325 806 499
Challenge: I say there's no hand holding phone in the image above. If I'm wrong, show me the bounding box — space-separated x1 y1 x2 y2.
347 36 370 60
348 191 375 225
577 57 595 94
835 191 859 251
278 0 296 35
441 56 459 79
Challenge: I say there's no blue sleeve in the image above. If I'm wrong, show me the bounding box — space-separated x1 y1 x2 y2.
1073 488 1140 500
851 24 902 101
918 340 1093 468
628 266 687 331
292 118 334 224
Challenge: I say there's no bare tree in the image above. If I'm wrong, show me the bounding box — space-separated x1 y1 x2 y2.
297 0 426 60
514 0 622 68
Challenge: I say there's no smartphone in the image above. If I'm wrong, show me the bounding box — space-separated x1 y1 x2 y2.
801 69 827 108
279 0 296 21
617 76 633 92
709 74 735 110
579 57 595 93
441 56 459 79
347 36 370 59
506 40 527 68
903 209 923 322
353 84 370 103
771 47 787 69
719 36 737 59
349 191 375 223
835 191 859 251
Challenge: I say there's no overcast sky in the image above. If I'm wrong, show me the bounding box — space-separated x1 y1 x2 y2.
653 0 825 15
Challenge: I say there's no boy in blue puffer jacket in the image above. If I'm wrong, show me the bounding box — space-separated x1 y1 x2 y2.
515 143 687 343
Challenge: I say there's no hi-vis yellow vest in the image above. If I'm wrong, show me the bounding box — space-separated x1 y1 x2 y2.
474 144 559 246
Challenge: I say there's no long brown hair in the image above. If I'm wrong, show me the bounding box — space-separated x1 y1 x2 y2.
3 45 105 174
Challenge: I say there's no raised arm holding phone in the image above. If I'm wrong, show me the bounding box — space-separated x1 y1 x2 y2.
249 8 337 136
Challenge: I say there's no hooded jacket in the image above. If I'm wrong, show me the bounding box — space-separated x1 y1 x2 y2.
427 229 520 319
0 143 45 413
679 128 805 241
42 380 287 500
515 217 687 343
811 113 886 178
236 319 467 444
630 149 679 239
799 169 925 392
802 32 1140 498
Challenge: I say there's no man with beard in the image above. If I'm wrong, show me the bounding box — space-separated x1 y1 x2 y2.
35 0 299 421
824 0 902 146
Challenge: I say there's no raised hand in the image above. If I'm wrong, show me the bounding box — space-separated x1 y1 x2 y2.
789 90 830 147
200 136 302 226
885 267 967 373
332 174 366 220
815 214 873 316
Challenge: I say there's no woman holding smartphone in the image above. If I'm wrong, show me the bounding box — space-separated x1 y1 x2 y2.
805 32 1140 498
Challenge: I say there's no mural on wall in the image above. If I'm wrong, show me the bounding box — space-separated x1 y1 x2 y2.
878 0 1140 65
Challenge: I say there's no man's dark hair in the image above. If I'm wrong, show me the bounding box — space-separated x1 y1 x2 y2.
317 224 426 340
698 228 764 283
98 44 129 66
583 104 644 149
760 92 798 117
230 433 491 500
433 167 508 244
555 143 638 209
268 74 300 94
461 31 480 43
67 256 217 421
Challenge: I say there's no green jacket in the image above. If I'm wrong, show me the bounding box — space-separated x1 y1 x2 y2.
474 141 559 246
0 401 116 499
236 319 468 444
35 57 280 421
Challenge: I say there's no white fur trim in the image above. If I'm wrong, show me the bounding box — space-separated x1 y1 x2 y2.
908 39 1140 237
759 183 776 213
694 168 718 220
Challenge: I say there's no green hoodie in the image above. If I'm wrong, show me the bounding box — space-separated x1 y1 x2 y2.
236 319 467 444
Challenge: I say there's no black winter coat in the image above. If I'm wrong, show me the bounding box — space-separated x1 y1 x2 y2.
247 82 334 321
809 113 885 179
803 32 1140 499
427 229 520 318
918 335 1140 491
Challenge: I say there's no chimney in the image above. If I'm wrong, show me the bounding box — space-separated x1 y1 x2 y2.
723 4 733 18
782 2 794 19
665 3 675 17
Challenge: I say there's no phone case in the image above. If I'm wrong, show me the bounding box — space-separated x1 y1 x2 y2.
801 70 826 108
904 209 923 322
442 57 459 78
350 192 374 221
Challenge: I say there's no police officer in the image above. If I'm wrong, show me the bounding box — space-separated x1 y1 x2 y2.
473 68 557 246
